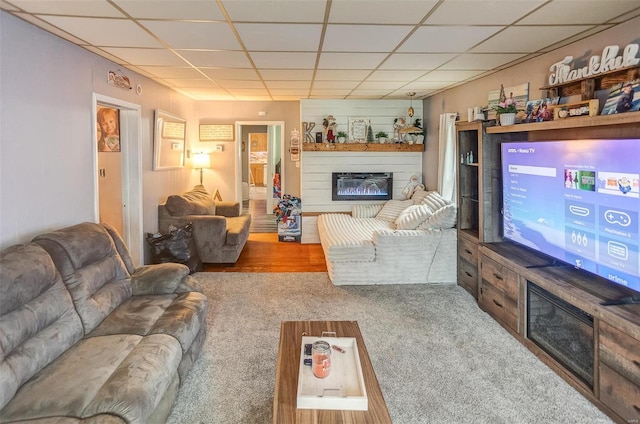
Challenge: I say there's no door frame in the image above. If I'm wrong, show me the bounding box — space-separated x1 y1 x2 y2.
92 93 143 266
235 121 285 214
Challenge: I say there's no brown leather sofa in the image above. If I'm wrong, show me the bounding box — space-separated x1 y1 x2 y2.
158 185 251 264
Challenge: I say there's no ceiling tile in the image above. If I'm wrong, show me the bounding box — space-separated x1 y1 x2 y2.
399 26 504 53
390 88 436 97
102 47 188 66
217 80 266 89
402 81 455 90
425 0 546 25
265 80 311 89
358 80 405 90
318 52 387 69
323 25 412 52
250 52 317 68
349 89 394 97
114 0 225 20
83 46 128 64
13 12 88 44
133 66 204 79
178 50 252 68
417 70 485 81
538 25 615 52
439 53 526 70
226 88 270 97
314 69 371 80
312 80 360 90
140 20 241 50
37 16 162 47
260 70 314 80
200 68 261 80
221 0 326 22
8 0 124 17
329 0 439 24
366 70 428 81
519 0 640 24
309 89 353 97
235 23 322 51
380 53 456 70
268 89 311 96
471 25 593 53
162 79 219 88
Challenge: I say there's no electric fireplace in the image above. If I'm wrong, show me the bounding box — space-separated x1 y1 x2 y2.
527 281 594 387
332 172 392 201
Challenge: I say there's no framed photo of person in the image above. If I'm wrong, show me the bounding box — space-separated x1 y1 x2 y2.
600 79 640 115
96 106 121 152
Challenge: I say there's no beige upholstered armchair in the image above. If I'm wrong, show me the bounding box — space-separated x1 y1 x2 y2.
158 185 251 264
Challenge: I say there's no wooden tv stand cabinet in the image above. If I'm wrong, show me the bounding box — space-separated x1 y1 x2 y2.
478 242 640 424
456 112 640 424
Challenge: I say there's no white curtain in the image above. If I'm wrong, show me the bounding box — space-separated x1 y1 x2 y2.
437 113 458 203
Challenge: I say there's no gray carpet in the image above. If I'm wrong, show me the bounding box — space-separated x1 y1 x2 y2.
167 273 613 424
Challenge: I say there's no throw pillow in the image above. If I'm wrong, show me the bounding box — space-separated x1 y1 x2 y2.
375 199 413 223
395 204 433 230
416 203 457 230
421 191 451 212
165 185 215 216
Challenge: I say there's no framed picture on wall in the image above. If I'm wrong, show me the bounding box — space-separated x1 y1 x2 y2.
96 106 121 152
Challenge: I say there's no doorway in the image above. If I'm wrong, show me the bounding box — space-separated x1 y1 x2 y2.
235 121 286 213
92 94 143 265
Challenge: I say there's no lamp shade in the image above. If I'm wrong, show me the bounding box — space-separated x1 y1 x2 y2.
192 152 210 169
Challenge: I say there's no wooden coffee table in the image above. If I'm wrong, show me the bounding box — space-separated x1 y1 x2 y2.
273 321 392 424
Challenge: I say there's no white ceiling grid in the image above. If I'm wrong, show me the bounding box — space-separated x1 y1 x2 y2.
2 0 639 101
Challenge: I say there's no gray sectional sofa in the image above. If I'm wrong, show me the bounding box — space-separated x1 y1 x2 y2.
0 222 208 423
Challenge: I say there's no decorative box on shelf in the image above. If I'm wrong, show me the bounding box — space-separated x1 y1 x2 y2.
553 99 599 120
296 336 368 411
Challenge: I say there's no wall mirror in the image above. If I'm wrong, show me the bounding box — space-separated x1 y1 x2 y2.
153 109 186 170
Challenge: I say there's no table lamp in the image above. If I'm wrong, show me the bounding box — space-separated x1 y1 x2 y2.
192 152 210 185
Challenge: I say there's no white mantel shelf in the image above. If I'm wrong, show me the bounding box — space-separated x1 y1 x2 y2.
302 143 424 152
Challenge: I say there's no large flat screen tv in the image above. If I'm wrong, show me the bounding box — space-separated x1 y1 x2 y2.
501 139 640 304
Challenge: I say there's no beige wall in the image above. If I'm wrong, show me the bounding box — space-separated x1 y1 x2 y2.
422 16 640 191
192 101 300 199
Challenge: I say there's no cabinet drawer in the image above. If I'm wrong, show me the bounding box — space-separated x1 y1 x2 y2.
458 259 478 297
480 256 518 301
599 321 640 387
458 237 478 265
599 362 640 422
479 280 505 321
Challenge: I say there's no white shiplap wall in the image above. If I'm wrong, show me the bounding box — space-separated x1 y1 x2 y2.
301 151 422 212
300 99 423 243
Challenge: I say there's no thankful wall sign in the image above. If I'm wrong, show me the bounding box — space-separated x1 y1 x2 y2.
547 43 639 87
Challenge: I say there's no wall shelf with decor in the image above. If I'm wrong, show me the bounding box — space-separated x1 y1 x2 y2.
486 111 640 134
540 65 640 100
302 143 424 152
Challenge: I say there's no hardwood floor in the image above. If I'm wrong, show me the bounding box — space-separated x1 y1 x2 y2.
204 233 327 272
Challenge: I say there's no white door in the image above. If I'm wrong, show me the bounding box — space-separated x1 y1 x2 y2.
92 94 143 266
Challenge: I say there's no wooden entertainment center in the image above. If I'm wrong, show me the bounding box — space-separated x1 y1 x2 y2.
456 112 640 424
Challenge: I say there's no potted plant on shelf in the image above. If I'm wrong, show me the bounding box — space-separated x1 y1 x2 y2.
375 131 389 144
336 131 347 143
493 85 521 126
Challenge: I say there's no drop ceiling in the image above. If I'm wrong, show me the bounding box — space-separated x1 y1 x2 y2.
2 0 639 101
